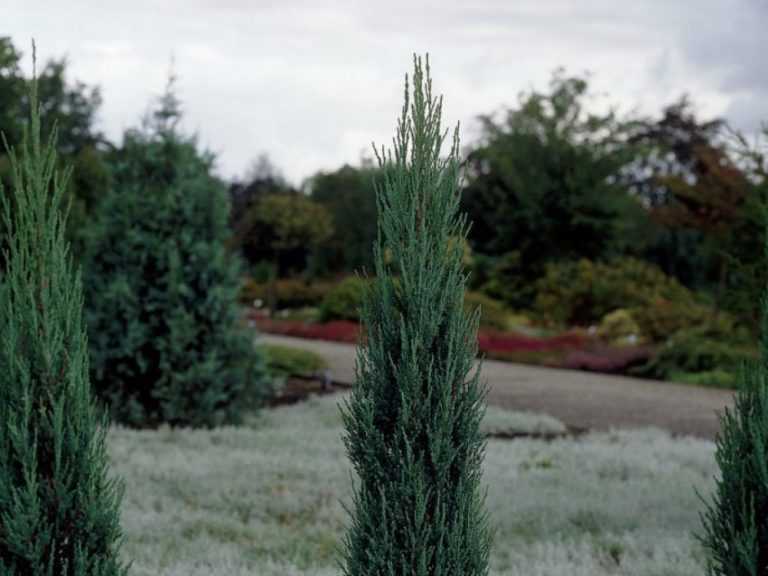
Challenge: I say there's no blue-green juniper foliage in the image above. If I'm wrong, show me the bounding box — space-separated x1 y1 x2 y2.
341 55 492 576
700 226 768 574
0 49 125 575
84 80 270 428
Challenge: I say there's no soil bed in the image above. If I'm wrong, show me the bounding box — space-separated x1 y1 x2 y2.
268 375 348 407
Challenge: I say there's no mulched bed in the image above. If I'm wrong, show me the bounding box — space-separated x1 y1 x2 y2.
268 375 348 407
560 345 653 373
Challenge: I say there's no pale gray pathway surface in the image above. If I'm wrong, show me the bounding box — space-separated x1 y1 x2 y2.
260 334 734 439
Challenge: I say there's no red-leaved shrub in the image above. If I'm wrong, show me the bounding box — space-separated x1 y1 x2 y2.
252 317 360 343
251 316 654 376
561 346 652 373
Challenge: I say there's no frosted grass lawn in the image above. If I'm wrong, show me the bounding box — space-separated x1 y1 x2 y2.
111 393 716 575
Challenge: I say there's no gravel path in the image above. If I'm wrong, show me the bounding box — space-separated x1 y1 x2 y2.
259 334 734 439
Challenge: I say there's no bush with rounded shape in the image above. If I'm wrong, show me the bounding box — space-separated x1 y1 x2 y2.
464 290 513 331
241 277 331 309
631 297 715 343
534 257 709 341
318 276 369 322
472 251 537 309
597 309 642 344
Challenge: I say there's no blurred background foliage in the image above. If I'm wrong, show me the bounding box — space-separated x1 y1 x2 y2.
2 36 766 388
0 38 110 258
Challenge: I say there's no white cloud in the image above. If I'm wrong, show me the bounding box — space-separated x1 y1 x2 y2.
7 0 764 184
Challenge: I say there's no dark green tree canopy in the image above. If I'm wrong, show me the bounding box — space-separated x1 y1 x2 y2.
227 154 329 274
628 96 726 207
0 37 104 154
624 98 765 321
0 37 109 259
0 38 25 151
461 71 645 306
307 162 379 275
229 154 291 235
231 189 333 276
463 75 641 256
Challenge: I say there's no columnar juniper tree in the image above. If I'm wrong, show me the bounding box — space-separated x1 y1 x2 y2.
341 56 492 576
700 228 768 574
0 51 125 575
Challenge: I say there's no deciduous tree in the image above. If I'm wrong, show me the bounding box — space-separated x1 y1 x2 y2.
462 71 644 307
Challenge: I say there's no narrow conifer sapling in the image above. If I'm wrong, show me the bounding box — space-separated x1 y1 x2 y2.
341 55 492 576
0 46 126 575
700 224 768 575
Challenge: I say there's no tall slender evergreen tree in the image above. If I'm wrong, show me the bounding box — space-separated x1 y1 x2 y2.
0 48 125 575
341 55 491 576
700 222 768 575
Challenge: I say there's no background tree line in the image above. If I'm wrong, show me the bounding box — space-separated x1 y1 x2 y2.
230 68 766 337
2 35 765 342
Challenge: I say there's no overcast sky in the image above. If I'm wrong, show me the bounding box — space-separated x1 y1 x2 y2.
7 0 766 184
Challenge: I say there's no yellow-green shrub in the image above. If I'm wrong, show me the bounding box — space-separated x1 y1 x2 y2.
597 309 641 344
319 276 369 321
534 258 710 342
631 298 714 343
464 291 517 331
